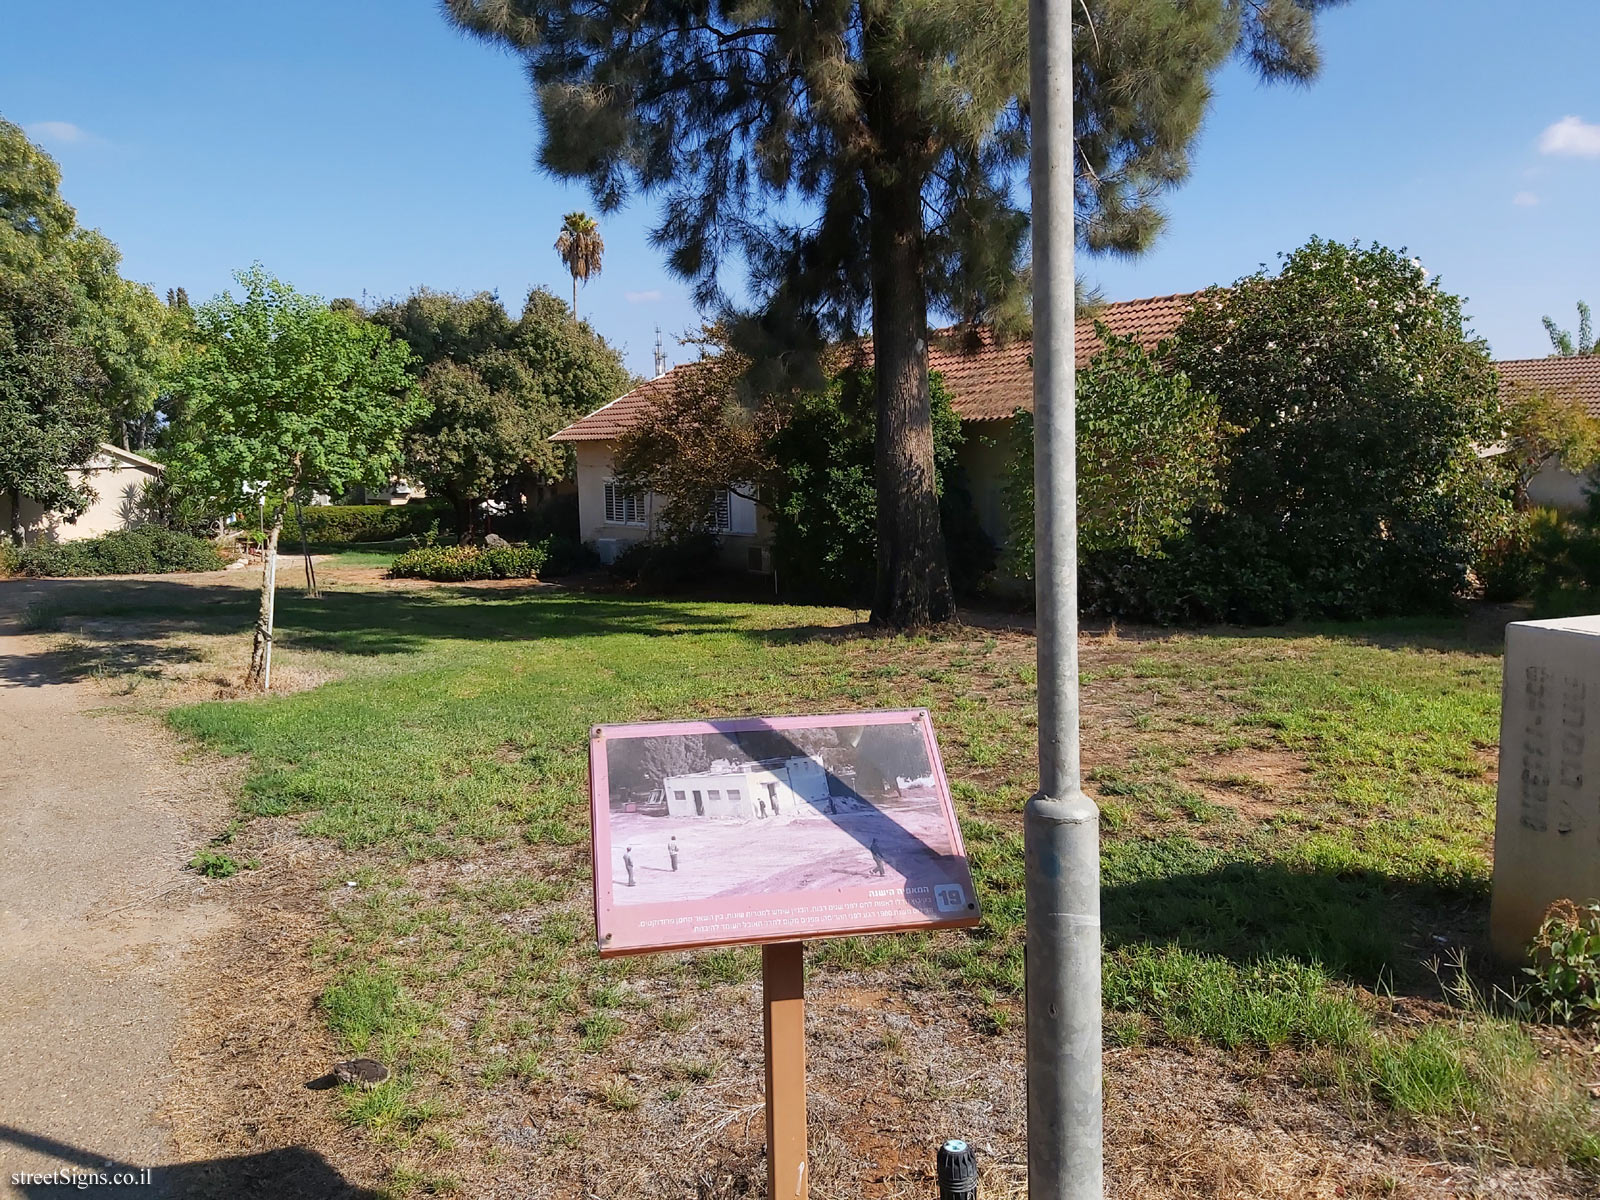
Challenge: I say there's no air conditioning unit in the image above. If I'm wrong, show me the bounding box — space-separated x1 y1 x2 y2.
595 538 620 566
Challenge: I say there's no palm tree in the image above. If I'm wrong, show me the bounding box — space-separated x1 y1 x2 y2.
554 212 604 318
1544 300 1595 357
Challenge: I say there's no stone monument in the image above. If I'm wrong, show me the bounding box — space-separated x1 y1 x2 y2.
1490 615 1600 960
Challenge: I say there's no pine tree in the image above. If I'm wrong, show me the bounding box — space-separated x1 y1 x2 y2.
446 0 1345 627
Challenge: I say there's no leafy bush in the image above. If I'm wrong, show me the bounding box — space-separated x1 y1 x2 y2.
389 541 548 581
768 368 994 604
1079 513 1302 625
540 536 600 576
16 527 228 577
280 503 448 546
1168 238 1506 621
1511 494 1600 615
491 493 581 545
0 543 18 578
610 531 721 591
1475 507 1562 603
1522 900 1600 1025
1082 494 1502 626
1004 330 1226 580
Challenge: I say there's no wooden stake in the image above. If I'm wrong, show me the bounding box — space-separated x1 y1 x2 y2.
762 941 807 1200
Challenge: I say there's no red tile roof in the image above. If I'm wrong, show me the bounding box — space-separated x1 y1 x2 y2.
1496 356 1600 418
549 372 682 442
552 292 1203 440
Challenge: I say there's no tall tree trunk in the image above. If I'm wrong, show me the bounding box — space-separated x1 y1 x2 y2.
7 487 23 546
245 510 283 690
452 493 477 543
866 169 953 628
572 274 579 318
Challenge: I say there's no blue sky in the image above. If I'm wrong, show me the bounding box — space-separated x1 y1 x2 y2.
7 1 1598 378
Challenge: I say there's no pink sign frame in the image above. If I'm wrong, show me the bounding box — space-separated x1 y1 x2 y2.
589 708 981 957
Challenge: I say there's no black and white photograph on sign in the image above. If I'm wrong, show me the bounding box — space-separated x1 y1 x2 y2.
602 719 962 908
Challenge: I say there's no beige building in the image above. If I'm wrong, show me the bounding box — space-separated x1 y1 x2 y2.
551 294 1200 568
1 444 163 545
1500 356 1600 510
554 306 1596 569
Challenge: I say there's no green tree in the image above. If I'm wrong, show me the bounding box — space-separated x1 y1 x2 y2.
1004 330 1226 579
766 369 992 605
613 332 778 536
368 288 515 365
445 0 1345 628
407 357 561 535
165 267 423 688
554 212 603 318
0 273 108 543
511 287 634 430
371 285 632 512
1544 300 1595 357
0 117 75 272
1172 238 1504 619
1497 382 1600 510
1 118 172 452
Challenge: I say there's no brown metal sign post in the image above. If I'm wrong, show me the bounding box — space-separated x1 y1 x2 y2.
762 942 808 1200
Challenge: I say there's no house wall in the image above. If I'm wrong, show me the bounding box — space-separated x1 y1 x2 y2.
573 439 771 570
1528 460 1593 511
663 769 772 819
0 454 159 545
570 417 1017 573
661 757 835 820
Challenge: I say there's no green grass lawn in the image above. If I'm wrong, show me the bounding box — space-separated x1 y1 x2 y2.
30 577 1598 1190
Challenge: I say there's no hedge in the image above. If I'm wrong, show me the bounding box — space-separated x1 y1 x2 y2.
277 503 448 546
389 542 548 582
15 528 229 577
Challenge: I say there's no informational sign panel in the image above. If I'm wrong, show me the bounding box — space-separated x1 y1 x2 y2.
1491 615 1600 960
589 709 981 957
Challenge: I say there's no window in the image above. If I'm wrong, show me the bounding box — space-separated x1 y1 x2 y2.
603 481 645 527
707 789 722 805
673 790 687 805
709 488 732 533
727 788 742 807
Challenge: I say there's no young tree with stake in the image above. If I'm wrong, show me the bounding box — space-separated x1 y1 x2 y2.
165 267 423 689
446 0 1347 629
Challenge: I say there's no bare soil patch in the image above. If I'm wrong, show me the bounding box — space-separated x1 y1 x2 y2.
1183 746 1314 822
0 610 239 1188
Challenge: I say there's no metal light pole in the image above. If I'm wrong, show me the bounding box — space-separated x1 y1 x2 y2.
1025 0 1103 1197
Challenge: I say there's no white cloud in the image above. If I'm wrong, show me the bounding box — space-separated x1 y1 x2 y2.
24 120 98 146
624 289 663 304
1513 191 1540 207
1538 115 1600 158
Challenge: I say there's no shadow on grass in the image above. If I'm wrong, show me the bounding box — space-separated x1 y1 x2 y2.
1 574 1513 676
966 603 1519 657
1101 849 1489 994
1 574 858 660
0 637 209 689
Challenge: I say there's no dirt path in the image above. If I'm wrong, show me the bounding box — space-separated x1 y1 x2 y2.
0 585 233 1195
